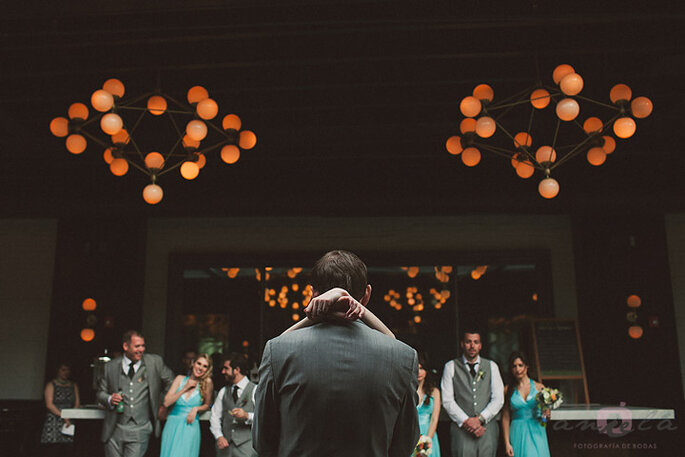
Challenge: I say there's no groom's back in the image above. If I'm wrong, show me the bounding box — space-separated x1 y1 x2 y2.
254 320 418 457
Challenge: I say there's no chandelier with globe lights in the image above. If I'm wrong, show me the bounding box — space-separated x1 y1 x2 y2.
50 78 257 204
445 64 653 199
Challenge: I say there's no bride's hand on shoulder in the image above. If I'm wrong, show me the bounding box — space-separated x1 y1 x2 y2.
304 288 347 319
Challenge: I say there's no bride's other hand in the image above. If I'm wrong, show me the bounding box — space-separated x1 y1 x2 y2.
505 443 514 456
304 288 347 319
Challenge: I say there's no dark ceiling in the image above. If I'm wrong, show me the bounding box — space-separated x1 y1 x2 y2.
1 1 684 217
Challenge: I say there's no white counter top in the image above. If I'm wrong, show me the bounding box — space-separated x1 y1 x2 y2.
62 407 211 421
550 404 675 421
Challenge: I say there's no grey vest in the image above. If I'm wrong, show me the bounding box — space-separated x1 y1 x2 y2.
221 381 256 446
117 365 152 426
451 357 494 418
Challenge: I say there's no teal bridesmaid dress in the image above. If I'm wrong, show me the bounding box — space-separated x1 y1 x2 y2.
416 394 441 457
509 379 551 457
160 377 202 457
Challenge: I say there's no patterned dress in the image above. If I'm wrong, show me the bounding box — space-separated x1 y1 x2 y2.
40 382 76 443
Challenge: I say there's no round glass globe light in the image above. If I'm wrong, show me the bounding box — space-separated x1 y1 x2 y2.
196 98 219 120
610 84 632 103
82 298 97 311
103 148 114 164
143 184 164 205
583 117 603 134
511 153 523 169
560 72 584 96
102 78 125 98
613 117 636 138
221 145 240 164
631 96 653 119
530 89 550 109
222 114 242 131
91 89 114 112
516 160 535 179
144 152 165 170
539 178 560 199
552 64 575 84
50 117 69 137
627 294 642 308
196 153 206 169
460 118 477 134
460 96 482 118
239 130 257 149
147 96 167 116
111 129 130 145
602 135 616 154
446 136 463 155
475 116 496 138
182 134 200 149
110 158 129 176
535 146 556 164
80 328 95 342
68 103 89 120
556 98 580 121
628 325 643 339
587 147 607 166
514 132 532 149
100 113 123 135
66 134 87 154
472 84 494 102
187 85 209 104
461 147 481 167
186 120 208 142
180 161 200 180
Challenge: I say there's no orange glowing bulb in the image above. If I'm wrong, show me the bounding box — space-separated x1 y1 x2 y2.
602 136 616 154
560 72 584 96
91 89 114 112
583 117 603 134
143 184 164 205
535 146 556 164
461 147 481 167
103 78 125 98
538 178 560 199
516 160 535 179
80 328 95 342
103 148 114 164
66 134 87 154
221 145 240 164
144 152 165 170
631 96 653 118
196 98 219 120
147 96 167 116
222 114 242 131
472 84 494 102
239 130 257 149
446 136 463 155
180 161 200 180
186 120 208 142
610 84 632 104
587 147 606 166
460 118 477 133
475 116 496 138
530 89 550 109
68 103 89 120
556 98 580 121
82 298 97 311
110 158 129 176
552 64 575 84
100 113 123 135
111 129 130 145
613 117 636 138
460 96 482 117
187 85 209 104
50 117 69 137
513 132 532 149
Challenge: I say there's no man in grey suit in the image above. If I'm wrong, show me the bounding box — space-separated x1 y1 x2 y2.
441 329 504 457
210 353 258 457
253 250 420 457
96 330 175 457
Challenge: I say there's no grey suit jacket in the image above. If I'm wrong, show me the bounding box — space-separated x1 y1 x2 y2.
253 320 419 457
95 354 174 443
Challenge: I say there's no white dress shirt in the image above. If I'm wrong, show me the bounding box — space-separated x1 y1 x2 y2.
209 376 255 440
440 355 504 427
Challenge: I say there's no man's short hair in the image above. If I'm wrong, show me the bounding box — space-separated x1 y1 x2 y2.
460 328 482 342
122 330 143 345
311 250 368 300
224 352 248 373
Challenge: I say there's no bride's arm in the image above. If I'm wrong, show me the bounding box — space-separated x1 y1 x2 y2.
359 306 394 338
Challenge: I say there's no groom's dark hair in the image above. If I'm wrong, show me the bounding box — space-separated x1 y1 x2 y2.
311 250 368 300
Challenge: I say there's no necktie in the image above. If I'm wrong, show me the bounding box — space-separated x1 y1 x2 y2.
232 385 239 403
467 362 477 378
127 362 135 379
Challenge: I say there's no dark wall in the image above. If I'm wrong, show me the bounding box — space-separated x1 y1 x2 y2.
573 212 683 408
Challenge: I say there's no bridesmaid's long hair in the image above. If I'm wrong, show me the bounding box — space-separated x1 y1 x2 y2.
193 353 213 403
505 350 534 408
418 353 438 406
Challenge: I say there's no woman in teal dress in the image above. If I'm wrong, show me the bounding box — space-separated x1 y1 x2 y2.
502 351 550 457
161 354 213 457
414 354 440 457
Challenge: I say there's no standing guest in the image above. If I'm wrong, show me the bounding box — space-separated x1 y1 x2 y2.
502 351 550 457
210 353 258 457
96 330 175 457
40 362 80 457
253 250 419 457
416 354 441 457
441 329 504 457
160 353 214 457
180 349 198 375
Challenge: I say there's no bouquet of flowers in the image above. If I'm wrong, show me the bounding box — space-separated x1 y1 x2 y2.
535 387 563 426
412 435 432 456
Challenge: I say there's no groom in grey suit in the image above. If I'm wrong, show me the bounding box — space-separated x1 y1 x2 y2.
96 330 174 457
253 250 419 457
